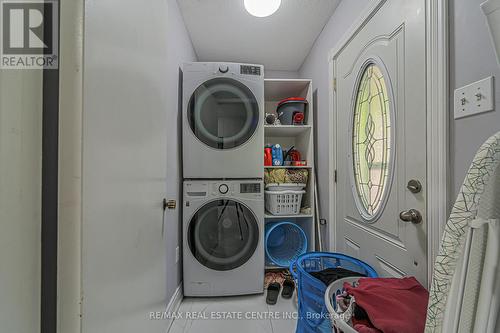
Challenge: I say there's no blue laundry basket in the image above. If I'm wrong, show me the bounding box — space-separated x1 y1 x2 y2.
265 222 308 267
290 252 378 333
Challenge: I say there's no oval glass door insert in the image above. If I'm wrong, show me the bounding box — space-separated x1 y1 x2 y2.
188 78 259 150
352 62 393 221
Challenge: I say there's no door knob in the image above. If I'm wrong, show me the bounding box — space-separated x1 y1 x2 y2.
163 199 176 210
399 209 422 224
407 179 422 193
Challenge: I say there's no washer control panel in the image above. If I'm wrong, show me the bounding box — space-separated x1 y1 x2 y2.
185 182 208 198
204 181 263 198
240 183 261 194
185 181 263 201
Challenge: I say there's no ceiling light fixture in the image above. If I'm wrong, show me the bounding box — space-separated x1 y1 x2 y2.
244 0 281 17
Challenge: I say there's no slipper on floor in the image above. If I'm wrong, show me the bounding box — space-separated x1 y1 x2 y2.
266 282 281 305
281 279 295 299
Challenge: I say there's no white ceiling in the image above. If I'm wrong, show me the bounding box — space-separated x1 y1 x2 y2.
177 0 340 71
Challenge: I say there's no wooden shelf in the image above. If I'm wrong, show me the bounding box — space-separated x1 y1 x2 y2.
264 165 312 169
264 125 311 137
265 213 313 219
265 265 287 271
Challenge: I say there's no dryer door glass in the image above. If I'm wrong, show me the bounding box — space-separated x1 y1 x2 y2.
188 199 260 271
188 78 260 149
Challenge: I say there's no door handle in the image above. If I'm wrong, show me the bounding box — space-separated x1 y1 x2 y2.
399 209 422 224
163 199 176 210
161 199 177 238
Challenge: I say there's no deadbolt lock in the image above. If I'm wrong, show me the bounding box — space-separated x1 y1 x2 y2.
163 199 176 210
407 179 422 193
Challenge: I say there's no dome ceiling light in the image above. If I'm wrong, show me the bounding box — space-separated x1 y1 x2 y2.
244 0 281 18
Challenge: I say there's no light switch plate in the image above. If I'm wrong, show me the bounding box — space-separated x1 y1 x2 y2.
454 76 495 119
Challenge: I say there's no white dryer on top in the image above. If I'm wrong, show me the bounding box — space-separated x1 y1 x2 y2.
182 62 264 179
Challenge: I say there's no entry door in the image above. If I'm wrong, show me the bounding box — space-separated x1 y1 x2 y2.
334 0 427 284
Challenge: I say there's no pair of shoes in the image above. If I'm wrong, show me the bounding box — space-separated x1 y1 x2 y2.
266 278 295 305
264 271 287 287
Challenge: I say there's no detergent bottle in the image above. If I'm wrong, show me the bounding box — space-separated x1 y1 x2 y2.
264 146 272 166
271 144 283 166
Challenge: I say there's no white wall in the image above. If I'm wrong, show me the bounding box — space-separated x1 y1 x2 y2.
0 59 43 332
299 0 372 248
450 0 500 197
265 70 300 79
165 0 197 300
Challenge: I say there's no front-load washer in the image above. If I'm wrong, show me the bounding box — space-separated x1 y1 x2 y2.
182 62 264 179
183 180 264 297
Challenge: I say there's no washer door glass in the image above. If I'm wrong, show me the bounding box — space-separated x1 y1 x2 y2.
188 78 259 149
188 199 260 271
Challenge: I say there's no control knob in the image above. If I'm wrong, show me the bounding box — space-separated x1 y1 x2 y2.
219 184 229 194
219 65 229 73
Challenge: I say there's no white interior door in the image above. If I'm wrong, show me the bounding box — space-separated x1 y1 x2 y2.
0 68 42 332
82 0 169 332
334 0 427 284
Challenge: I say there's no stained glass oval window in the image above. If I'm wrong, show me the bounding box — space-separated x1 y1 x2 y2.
352 63 392 221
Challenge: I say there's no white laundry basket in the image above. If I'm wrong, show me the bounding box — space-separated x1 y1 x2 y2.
265 189 305 215
324 277 362 333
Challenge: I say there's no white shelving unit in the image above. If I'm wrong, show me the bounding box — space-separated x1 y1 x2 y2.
264 125 312 137
263 79 316 270
264 213 314 219
265 166 312 169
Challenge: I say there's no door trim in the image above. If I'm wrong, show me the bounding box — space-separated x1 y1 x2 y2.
57 0 84 332
165 284 183 333
328 0 449 287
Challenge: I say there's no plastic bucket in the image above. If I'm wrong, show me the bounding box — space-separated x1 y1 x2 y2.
265 222 308 267
277 98 308 125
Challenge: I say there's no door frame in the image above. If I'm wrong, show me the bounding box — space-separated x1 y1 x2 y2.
328 0 449 286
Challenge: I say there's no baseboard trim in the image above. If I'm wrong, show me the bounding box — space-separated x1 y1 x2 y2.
165 284 183 332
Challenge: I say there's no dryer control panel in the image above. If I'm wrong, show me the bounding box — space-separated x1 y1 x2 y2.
182 62 264 79
240 65 261 76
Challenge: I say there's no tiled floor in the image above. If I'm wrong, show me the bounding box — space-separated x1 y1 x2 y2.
168 292 298 333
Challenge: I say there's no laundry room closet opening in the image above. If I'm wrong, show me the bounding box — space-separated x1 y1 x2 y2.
180 57 318 302
175 0 349 317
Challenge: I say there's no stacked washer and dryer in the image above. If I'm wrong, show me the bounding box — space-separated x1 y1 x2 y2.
182 62 265 297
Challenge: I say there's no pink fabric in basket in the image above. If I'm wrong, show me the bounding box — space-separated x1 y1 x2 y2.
344 277 429 333
352 318 382 333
